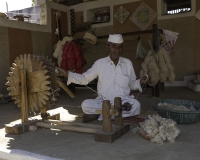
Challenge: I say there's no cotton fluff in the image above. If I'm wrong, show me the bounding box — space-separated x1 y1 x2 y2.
29 125 37 131
158 102 191 111
138 115 180 144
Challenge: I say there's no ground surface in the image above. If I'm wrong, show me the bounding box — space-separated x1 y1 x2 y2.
0 87 200 160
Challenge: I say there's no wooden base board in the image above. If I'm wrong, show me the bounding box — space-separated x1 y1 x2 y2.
5 119 40 135
95 123 130 143
5 113 60 135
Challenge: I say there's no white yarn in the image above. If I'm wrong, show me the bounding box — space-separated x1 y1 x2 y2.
53 36 73 67
140 50 160 86
140 47 175 86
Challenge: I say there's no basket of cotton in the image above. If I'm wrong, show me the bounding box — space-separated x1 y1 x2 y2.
154 99 200 124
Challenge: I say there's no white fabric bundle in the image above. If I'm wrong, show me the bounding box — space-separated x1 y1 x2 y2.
162 29 179 49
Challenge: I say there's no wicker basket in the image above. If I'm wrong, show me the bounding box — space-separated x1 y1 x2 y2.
154 99 200 124
83 32 97 45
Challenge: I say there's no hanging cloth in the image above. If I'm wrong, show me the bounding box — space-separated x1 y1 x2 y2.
135 39 148 59
61 41 86 73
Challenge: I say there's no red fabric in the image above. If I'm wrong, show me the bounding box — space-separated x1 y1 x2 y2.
61 41 85 73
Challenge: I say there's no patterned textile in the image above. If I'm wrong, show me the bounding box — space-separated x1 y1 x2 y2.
114 5 130 24
130 2 157 30
123 116 145 124
195 9 200 21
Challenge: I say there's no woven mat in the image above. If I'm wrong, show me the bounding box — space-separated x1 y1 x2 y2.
122 110 158 124
123 116 145 124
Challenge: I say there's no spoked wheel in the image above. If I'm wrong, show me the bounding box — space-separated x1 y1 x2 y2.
6 54 73 114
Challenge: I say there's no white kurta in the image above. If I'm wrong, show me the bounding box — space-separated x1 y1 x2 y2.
67 56 142 120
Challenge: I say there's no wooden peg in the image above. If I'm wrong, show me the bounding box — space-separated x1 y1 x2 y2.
102 100 112 132
95 109 119 116
114 97 123 127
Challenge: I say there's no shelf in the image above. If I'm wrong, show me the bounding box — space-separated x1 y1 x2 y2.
87 6 110 24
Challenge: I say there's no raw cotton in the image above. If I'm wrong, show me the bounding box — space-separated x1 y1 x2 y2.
29 125 37 131
158 102 197 112
133 115 180 144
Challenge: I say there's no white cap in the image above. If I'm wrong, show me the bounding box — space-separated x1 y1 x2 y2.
108 34 123 43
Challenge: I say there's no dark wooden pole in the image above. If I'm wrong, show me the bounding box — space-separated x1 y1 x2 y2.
114 97 123 126
102 100 112 132
97 29 162 39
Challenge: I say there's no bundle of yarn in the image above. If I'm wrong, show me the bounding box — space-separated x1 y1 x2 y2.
140 47 175 86
53 36 73 67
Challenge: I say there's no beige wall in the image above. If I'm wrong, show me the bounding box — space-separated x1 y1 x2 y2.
0 26 10 91
158 17 195 80
112 0 157 76
71 0 200 81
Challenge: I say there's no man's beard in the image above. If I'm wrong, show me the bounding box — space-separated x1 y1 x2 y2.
110 53 120 59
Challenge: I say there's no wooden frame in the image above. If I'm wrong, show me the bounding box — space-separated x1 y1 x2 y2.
36 97 130 143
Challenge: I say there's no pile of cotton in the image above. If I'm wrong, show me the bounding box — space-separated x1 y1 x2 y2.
133 115 180 144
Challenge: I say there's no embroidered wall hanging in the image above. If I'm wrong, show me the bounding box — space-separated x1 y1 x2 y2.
114 5 130 24
129 2 157 30
195 9 200 21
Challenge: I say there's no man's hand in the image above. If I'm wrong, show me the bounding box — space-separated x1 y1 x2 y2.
55 67 68 77
140 75 151 85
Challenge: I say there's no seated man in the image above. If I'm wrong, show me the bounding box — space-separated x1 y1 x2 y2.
58 34 150 122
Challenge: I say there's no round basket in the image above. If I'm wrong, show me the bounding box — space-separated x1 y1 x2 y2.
83 32 97 45
154 99 200 124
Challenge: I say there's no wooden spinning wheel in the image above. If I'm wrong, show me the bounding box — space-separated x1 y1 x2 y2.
6 54 74 123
